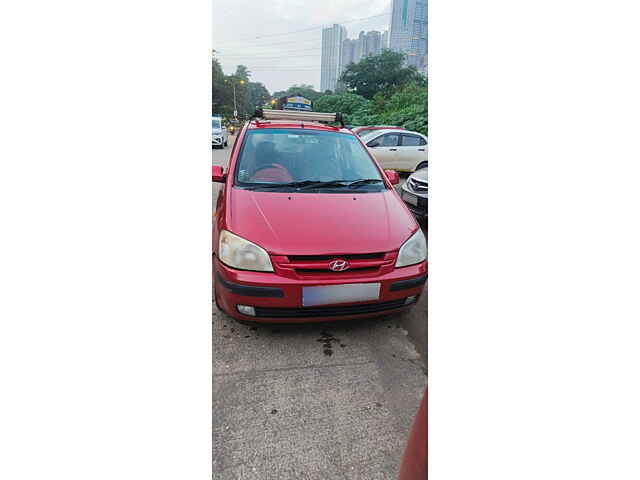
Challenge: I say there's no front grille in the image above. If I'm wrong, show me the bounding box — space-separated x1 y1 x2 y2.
254 298 407 318
281 252 390 277
409 178 428 192
287 253 384 261
295 267 378 275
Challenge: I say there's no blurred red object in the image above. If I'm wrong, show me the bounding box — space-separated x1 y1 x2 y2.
250 164 293 183
398 388 427 480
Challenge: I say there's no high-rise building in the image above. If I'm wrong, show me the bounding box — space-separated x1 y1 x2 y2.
389 0 427 71
350 30 385 66
355 31 366 64
341 38 357 70
362 30 382 58
321 24 347 92
322 26 391 91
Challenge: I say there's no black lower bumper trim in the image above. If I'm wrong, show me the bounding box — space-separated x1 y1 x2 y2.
215 273 284 298
254 298 408 318
389 274 428 292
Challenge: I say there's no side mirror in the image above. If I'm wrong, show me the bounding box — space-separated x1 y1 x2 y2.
367 141 379 148
385 170 400 185
212 165 226 183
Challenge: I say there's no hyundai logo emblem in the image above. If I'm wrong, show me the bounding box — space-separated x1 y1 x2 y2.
329 259 350 272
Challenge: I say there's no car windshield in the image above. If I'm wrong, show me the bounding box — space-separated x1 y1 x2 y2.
234 128 385 193
212 118 221 129
359 130 382 142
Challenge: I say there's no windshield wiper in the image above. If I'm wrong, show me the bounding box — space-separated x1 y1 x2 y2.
244 179 385 191
296 180 350 190
242 180 319 190
345 178 384 188
296 179 385 190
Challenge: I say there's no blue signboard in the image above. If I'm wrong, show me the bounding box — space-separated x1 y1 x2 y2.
284 96 312 111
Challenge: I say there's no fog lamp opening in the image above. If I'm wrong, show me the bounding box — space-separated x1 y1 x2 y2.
405 296 417 305
237 305 256 316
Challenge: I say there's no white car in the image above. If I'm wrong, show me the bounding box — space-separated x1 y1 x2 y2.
361 129 428 172
212 116 228 149
401 167 428 222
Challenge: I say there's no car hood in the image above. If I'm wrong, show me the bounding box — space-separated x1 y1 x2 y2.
212 128 223 134
226 189 418 255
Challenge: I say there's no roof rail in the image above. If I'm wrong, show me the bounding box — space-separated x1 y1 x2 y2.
253 108 345 127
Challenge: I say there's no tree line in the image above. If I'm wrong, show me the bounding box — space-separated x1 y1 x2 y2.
213 50 427 135
212 54 270 120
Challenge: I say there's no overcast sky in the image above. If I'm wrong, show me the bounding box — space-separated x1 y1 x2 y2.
213 0 392 93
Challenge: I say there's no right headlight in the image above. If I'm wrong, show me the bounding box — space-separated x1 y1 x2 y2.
395 229 427 267
218 230 274 272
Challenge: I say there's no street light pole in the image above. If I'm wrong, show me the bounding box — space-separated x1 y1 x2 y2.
227 77 245 120
232 83 237 119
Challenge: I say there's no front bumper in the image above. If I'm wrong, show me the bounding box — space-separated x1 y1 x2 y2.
214 257 427 323
400 186 427 219
212 135 223 146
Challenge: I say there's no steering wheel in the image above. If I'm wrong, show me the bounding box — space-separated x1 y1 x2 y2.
252 164 277 175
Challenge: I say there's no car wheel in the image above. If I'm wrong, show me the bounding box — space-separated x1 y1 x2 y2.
224 140 228 147
416 161 428 171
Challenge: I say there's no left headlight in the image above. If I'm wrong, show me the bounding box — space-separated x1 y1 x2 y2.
396 229 427 268
218 230 274 272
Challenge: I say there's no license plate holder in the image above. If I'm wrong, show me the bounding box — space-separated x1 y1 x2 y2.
302 283 381 307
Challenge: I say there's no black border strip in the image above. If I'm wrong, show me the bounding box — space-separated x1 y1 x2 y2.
215 273 284 298
390 274 428 292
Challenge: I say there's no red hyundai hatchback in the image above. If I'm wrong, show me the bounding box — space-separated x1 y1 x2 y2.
213 109 427 323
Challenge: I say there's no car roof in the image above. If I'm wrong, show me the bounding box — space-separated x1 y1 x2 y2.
356 125 404 130
363 128 416 137
246 119 354 135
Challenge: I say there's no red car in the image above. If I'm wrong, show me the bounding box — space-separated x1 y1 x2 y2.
213 109 427 323
353 125 406 137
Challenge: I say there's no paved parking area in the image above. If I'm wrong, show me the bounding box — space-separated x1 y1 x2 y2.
213 308 426 480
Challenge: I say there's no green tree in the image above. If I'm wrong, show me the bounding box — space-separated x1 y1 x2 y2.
372 82 428 135
273 84 323 103
246 82 271 112
339 50 426 99
212 58 274 119
212 56 229 115
314 93 369 117
234 65 251 82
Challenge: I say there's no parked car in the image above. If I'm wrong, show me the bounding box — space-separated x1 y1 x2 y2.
353 125 406 137
361 129 428 172
212 109 427 324
212 115 228 149
401 167 428 222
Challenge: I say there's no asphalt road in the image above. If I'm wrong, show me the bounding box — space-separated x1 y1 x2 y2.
212 136 427 480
